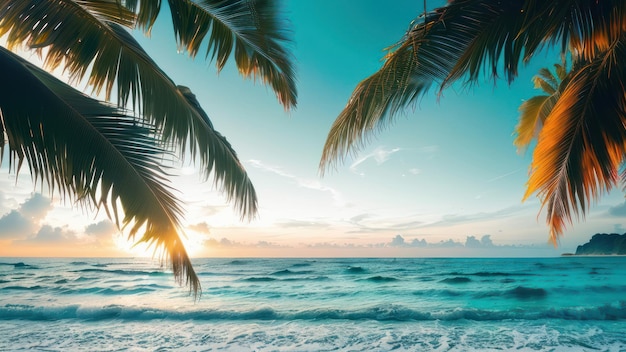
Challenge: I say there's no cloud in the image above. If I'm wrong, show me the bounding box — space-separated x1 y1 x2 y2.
464 235 494 248
350 146 401 174
20 225 77 244
385 234 538 251
408 168 421 175
189 221 211 234
18 193 52 221
203 237 285 249
486 168 523 183
390 235 460 248
85 220 118 238
248 159 346 206
0 193 52 239
275 219 332 229
608 202 626 217
0 210 35 239
390 234 406 246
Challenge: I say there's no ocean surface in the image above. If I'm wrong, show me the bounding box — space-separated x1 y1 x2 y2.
0 257 625 351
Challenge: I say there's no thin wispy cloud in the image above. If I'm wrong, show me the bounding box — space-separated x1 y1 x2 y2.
350 146 401 174
486 168 523 183
247 159 346 207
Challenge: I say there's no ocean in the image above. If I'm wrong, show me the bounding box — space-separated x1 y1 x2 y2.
0 257 625 351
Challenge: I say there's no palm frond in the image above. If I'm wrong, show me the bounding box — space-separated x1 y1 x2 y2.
166 0 297 110
321 0 626 171
535 68 558 92
523 37 626 244
0 46 200 295
515 63 570 151
0 0 257 220
120 0 162 32
514 95 550 150
320 1 538 172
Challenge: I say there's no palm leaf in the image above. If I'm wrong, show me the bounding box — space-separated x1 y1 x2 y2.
119 0 297 109
523 38 626 244
514 63 570 151
0 46 201 295
0 0 257 220
514 95 550 150
320 1 535 172
320 0 626 171
120 0 162 32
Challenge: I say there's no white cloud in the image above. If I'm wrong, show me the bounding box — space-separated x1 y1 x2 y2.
18 193 52 221
188 221 211 235
20 225 77 244
85 220 118 239
247 159 346 206
0 210 35 239
0 193 52 239
350 146 401 174
486 168 523 183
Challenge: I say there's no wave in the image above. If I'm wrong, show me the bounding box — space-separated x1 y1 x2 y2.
2 302 625 322
242 276 329 282
0 262 36 269
227 260 249 265
346 266 366 273
291 263 312 268
476 286 548 300
440 277 472 284
70 268 167 276
270 269 315 276
447 271 535 277
364 276 398 283
243 277 276 282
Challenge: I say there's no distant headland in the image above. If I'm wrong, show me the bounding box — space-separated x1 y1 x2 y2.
565 233 626 256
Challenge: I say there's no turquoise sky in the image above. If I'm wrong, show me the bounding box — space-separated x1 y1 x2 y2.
1 0 625 257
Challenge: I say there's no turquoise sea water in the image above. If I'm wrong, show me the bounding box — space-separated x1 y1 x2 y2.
0 257 625 351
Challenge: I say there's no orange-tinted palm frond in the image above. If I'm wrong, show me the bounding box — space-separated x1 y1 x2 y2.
514 95 551 151
321 0 626 172
524 39 626 244
514 63 569 151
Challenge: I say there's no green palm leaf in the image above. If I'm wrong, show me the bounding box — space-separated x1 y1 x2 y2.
0 0 258 220
119 0 297 109
0 47 200 294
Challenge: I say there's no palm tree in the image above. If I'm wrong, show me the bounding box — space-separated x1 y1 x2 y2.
320 0 626 245
0 0 297 296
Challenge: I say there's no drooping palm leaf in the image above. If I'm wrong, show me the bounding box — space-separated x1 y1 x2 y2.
120 0 297 109
514 95 551 150
523 38 626 244
166 0 297 109
0 46 201 295
120 0 162 32
514 63 568 151
0 0 258 220
320 1 534 172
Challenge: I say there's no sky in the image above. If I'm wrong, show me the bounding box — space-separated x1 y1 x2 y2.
1 0 626 258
